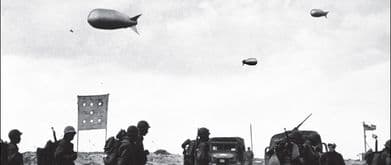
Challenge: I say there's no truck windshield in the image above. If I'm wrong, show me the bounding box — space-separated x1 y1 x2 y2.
211 143 237 152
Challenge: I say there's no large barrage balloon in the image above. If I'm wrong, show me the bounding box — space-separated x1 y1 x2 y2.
242 58 257 66
310 9 329 18
87 9 141 34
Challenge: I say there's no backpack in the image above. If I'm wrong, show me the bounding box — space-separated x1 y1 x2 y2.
184 140 196 157
195 141 210 164
37 140 61 165
1 140 8 165
103 136 121 165
104 137 117 153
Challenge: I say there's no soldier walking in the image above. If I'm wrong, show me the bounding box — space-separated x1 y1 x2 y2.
55 126 78 165
7 129 23 165
301 139 319 165
117 126 139 165
182 139 196 165
379 140 391 165
320 143 345 165
136 120 150 165
104 129 127 165
195 127 210 165
245 147 254 165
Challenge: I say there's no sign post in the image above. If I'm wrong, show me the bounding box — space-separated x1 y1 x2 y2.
77 94 109 151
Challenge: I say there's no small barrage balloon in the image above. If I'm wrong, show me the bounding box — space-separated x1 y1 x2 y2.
87 9 141 34
310 9 329 18
242 58 257 66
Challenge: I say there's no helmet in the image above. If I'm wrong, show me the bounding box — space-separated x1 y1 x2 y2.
385 140 390 148
198 127 210 136
137 120 150 129
127 126 139 136
327 143 336 149
8 129 22 139
64 126 76 134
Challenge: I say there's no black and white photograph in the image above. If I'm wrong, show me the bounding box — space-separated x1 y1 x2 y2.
1 0 390 165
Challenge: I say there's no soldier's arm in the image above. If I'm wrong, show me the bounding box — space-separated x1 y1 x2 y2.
7 144 18 161
70 144 77 160
130 145 139 165
15 152 23 165
319 153 327 165
338 153 345 165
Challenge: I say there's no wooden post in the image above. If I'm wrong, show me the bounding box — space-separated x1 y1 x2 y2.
77 130 80 152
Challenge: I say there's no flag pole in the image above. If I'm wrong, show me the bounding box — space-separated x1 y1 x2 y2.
363 122 367 154
105 93 109 141
250 123 253 151
77 96 80 152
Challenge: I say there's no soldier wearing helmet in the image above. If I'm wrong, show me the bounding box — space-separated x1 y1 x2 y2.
55 126 77 165
136 120 150 165
117 125 139 165
195 127 210 165
7 129 23 165
103 129 128 165
301 139 318 165
320 143 345 165
379 139 391 165
245 147 254 165
182 139 196 165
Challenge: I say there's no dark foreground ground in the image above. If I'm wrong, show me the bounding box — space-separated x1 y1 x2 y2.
22 152 365 165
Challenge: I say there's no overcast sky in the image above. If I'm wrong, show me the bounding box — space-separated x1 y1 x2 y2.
1 0 390 159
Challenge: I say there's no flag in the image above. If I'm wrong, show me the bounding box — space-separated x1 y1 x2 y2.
363 123 376 131
77 94 109 130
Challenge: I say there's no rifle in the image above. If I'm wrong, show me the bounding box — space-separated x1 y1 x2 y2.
51 127 57 142
193 128 200 165
293 113 312 130
284 128 292 143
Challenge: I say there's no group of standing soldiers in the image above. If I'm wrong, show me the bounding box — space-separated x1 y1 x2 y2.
181 127 211 165
1 120 151 165
104 120 151 165
1 127 78 165
267 130 347 165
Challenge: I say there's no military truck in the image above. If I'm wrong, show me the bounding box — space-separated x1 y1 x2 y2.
209 137 246 165
263 114 329 165
264 130 328 165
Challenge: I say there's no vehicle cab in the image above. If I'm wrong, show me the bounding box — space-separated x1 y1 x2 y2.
209 137 246 165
